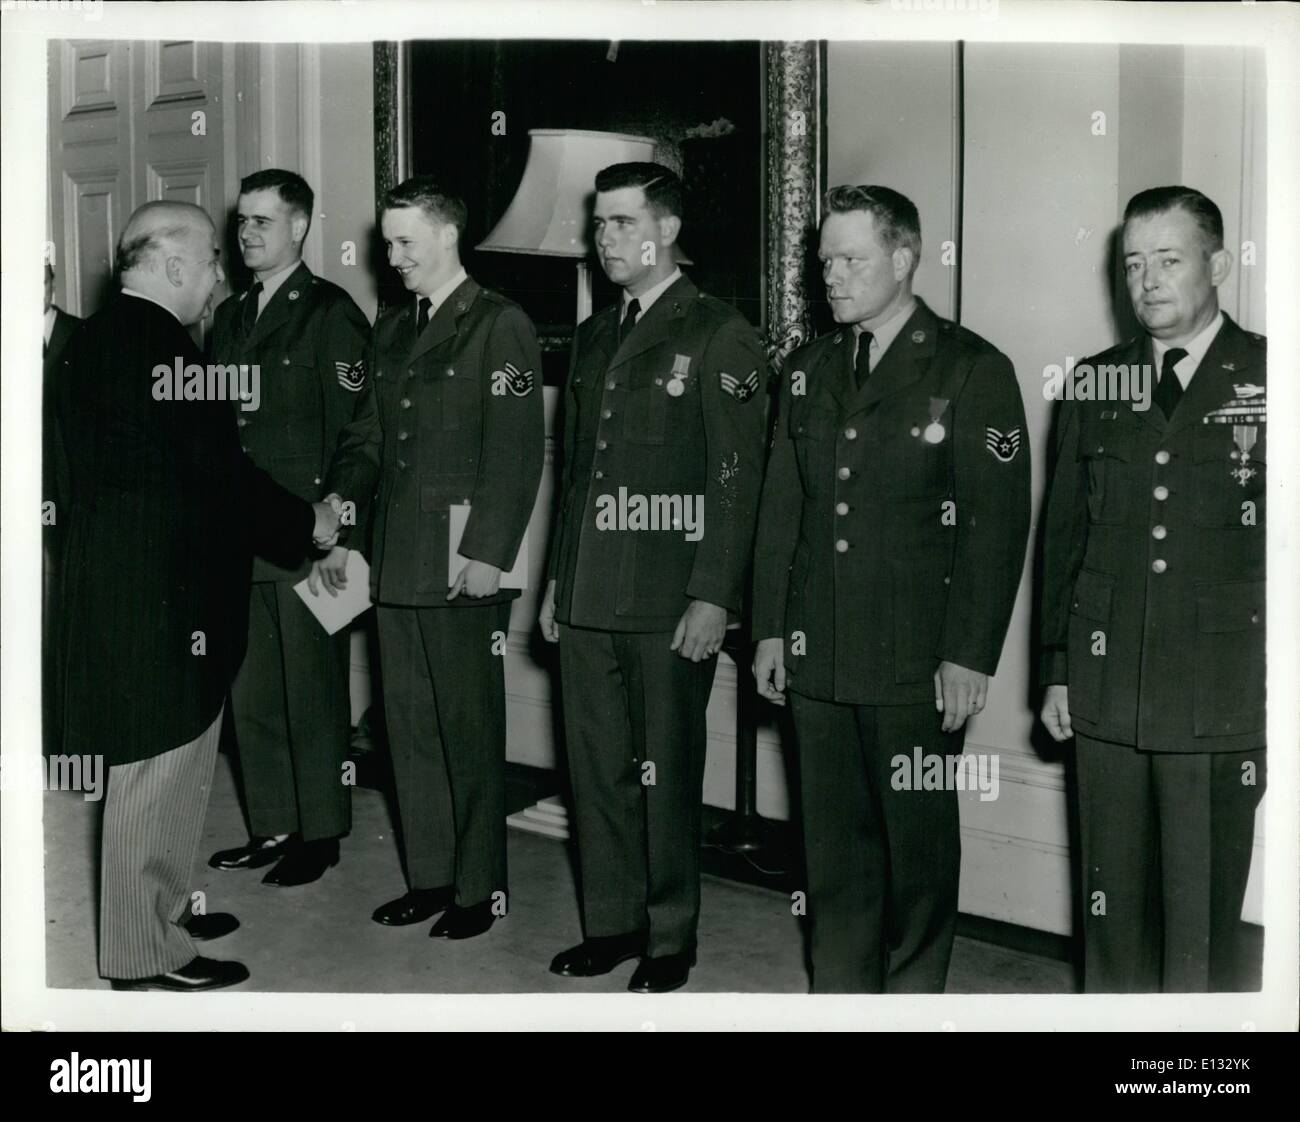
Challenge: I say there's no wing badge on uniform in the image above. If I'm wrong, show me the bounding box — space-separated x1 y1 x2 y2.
492 362 535 397
985 425 1022 463
720 369 760 402
336 359 366 392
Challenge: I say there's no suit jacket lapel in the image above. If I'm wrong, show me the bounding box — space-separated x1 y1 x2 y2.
407 276 480 366
248 260 312 348
608 274 697 369
1165 315 1256 436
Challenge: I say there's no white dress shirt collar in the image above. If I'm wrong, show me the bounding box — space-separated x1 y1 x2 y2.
417 267 469 320
854 296 918 371
1152 310 1224 390
254 258 303 314
623 268 682 318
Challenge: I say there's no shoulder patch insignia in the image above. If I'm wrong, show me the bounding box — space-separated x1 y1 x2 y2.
336 359 366 391
720 369 760 402
985 425 1022 462
492 362 534 397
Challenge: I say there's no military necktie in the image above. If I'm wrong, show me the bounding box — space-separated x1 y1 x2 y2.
619 297 641 347
416 296 431 335
1154 346 1188 419
241 281 263 337
854 330 874 391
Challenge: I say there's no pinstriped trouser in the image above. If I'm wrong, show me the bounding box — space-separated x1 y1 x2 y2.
98 705 224 980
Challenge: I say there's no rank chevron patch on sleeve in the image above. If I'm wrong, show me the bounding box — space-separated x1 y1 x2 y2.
985 425 1022 462
336 359 366 391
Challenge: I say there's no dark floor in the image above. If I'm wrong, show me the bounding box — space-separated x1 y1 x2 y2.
43 749 1076 994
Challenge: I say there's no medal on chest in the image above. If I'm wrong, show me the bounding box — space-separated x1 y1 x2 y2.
667 353 691 397
1203 383 1265 486
917 396 950 444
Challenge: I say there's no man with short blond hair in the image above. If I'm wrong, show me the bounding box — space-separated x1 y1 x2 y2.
752 184 1030 993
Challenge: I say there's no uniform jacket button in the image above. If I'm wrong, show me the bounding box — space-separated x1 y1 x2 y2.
594 470 605 480
313 476 321 486
838 466 851 480
1152 525 1167 540
597 440 607 450
836 502 849 516
606 380 616 390
835 539 849 553
602 409 613 420
237 417 248 427
398 431 410 441
396 459 407 471
844 427 857 440
1155 450 1170 465
400 397 412 409
282 356 291 366
1153 485 1169 501
1151 558 1167 574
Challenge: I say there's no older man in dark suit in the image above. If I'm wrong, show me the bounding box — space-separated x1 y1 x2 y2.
1039 186 1266 992
55 201 340 991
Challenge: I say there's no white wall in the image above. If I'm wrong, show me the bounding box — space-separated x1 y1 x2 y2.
827 41 960 319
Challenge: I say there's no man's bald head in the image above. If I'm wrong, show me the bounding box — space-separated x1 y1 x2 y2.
116 201 224 324
116 201 213 275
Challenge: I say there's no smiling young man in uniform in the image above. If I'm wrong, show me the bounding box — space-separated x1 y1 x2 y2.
364 177 543 940
207 169 376 888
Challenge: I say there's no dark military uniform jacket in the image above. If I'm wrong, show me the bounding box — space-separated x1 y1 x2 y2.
752 298 1031 706
547 274 768 633
366 276 544 609
211 261 375 582
1039 314 1266 753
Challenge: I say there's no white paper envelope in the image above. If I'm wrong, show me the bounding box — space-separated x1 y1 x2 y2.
449 504 528 590
292 550 372 635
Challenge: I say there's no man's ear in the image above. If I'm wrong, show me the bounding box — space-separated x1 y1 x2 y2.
1209 246 1233 288
164 255 186 288
892 246 915 282
291 214 309 247
440 222 458 252
658 214 682 248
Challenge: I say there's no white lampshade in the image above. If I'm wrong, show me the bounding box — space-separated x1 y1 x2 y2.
478 129 679 258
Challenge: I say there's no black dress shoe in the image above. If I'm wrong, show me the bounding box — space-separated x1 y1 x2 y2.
261 837 339 887
371 886 455 926
549 932 648 977
429 901 497 940
180 912 239 941
209 835 293 871
110 956 249 992
628 949 696 994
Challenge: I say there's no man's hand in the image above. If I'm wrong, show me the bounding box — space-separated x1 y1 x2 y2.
311 498 341 549
539 579 559 643
670 600 727 662
306 546 349 598
933 660 988 733
753 637 787 706
448 558 503 601
1041 684 1073 742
